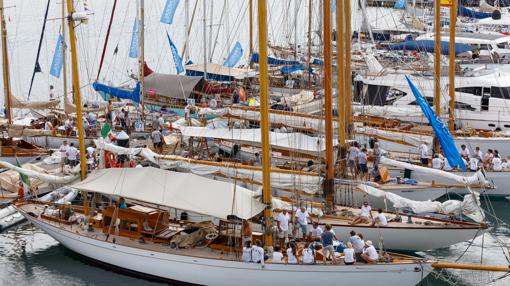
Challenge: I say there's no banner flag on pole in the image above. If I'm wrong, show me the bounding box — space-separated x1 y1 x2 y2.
129 18 139 59
50 33 64 78
160 0 180 24
223 41 243 68
166 32 184 74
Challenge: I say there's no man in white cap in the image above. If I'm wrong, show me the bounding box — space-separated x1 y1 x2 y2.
360 240 379 264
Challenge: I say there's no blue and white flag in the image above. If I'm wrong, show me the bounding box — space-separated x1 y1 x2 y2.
129 18 139 59
166 32 184 74
160 0 180 24
394 0 406 9
50 33 64 78
331 0 336 12
223 41 243 68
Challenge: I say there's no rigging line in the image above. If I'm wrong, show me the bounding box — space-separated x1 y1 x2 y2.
96 0 118 81
208 0 227 63
27 0 51 101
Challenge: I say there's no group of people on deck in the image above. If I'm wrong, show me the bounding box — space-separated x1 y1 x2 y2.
242 203 388 266
420 141 509 172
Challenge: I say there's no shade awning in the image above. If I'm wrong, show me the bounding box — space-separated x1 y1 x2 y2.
72 167 265 219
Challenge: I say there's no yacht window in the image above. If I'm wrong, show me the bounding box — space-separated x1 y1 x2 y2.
491 86 510 99
480 44 490 50
497 43 507 49
409 97 434 106
454 101 476 111
455 86 482 96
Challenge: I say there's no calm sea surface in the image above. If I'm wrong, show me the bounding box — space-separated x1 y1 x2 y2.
1 196 509 286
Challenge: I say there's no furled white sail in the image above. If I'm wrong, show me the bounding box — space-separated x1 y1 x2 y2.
159 158 322 194
0 161 78 185
356 126 432 147
72 167 265 220
94 138 158 164
177 127 329 154
380 157 492 187
357 184 485 222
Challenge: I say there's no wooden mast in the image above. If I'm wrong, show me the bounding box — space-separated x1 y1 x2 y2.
249 0 253 68
61 0 68 115
323 0 335 206
66 0 86 180
448 0 457 132
257 0 273 247
0 0 12 125
139 0 145 121
307 0 312 88
434 0 441 150
336 0 345 147
344 0 352 138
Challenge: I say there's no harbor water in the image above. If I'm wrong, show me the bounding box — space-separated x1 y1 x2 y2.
1 195 508 286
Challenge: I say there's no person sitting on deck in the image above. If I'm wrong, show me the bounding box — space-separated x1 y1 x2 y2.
320 224 337 265
251 240 265 266
309 222 323 242
493 154 503 171
302 242 316 265
343 242 356 265
119 198 128 209
350 201 372 225
432 154 444 169
272 246 284 263
469 156 480 172
360 240 379 264
242 240 253 263
285 242 299 264
371 208 388 227
349 231 364 257
460 144 470 161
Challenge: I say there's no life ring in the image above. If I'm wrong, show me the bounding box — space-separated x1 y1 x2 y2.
205 232 219 240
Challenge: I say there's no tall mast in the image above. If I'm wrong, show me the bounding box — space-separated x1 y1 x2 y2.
61 0 68 114
0 0 11 125
336 0 345 147
323 0 335 206
185 0 190 61
138 0 145 121
306 0 312 88
249 0 253 68
66 0 86 180
202 0 208 79
344 0 352 138
256 0 273 247
434 0 441 150
448 0 457 132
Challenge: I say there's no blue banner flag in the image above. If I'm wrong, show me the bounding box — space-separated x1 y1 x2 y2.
166 32 184 74
50 33 64 78
394 0 406 9
129 18 139 59
160 0 180 24
405 76 467 171
223 41 243 67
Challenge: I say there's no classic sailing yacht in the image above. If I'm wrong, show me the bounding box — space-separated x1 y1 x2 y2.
14 1 437 285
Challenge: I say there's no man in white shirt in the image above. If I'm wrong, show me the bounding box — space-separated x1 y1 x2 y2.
371 208 388 226
59 140 69 170
432 154 444 169
460 144 470 161
67 143 79 167
277 209 290 248
86 143 96 171
474 146 483 161
309 222 323 242
469 156 479 172
294 206 310 239
350 201 372 225
419 142 429 166
493 156 503 171
241 241 253 263
251 240 265 266
347 143 360 177
349 231 364 255
360 240 379 264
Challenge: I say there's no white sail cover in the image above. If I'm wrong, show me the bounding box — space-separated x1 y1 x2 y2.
178 127 329 154
94 138 158 164
357 184 485 222
380 157 492 187
72 167 265 220
159 158 322 194
356 126 432 147
0 161 78 185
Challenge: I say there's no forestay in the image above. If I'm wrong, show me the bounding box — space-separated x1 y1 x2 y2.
72 167 265 220
357 184 485 222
